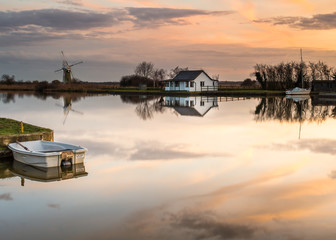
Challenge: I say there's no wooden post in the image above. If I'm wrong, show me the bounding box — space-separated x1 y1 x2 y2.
20 121 24 133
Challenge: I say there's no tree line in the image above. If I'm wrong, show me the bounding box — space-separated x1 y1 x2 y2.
120 61 189 87
253 61 336 90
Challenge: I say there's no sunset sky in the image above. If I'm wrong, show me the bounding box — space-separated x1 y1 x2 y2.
1 0 336 82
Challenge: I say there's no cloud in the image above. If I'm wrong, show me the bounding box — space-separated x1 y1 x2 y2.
126 7 234 27
254 12 336 30
58 0 83 6
0 9 118 32
0 193 13 201
170 211 257 240
0 28 83 47
48 203 60 209
328 170 336 179
0 7 233 32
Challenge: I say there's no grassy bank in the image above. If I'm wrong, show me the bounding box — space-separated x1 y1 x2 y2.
0 118 51 136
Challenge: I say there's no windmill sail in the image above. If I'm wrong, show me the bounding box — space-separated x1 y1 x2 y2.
55 51 83 83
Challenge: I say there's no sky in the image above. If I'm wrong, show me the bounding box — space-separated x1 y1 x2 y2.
1 0 336 82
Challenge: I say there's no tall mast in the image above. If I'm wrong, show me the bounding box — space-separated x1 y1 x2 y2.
300 49 303 88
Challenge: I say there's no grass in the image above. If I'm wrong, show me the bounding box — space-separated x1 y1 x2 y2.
0 118 52 136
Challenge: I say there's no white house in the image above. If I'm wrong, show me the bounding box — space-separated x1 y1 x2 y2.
163 96 218 117
165 70 218 92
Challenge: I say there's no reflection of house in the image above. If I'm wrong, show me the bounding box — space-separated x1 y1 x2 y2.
312 80 336 92
163 96 218 117
165 70 218 92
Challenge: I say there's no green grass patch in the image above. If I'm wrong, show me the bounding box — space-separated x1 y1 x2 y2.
0 118 51 136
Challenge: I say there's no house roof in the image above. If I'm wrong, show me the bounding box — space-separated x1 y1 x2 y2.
173 70 217 82
173 107 202 117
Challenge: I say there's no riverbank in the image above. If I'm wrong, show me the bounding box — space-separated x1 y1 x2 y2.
0 118 53 158
0 82 287 96
0 82 327 97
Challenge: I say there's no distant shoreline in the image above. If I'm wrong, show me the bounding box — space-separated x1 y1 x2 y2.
0 82 287 97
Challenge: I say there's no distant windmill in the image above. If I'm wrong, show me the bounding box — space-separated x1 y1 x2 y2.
55 51 83 83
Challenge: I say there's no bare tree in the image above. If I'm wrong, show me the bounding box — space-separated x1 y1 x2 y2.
168 66 189 79
212 74 220 81
151 68 166 87
1 74 15 84
134 61 154 78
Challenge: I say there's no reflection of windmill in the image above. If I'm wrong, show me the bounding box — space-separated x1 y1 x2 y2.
55 51 83 83
56 96 84 125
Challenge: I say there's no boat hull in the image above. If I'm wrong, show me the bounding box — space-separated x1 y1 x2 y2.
11 151 86 168
286 87 311 95
8 140 87 168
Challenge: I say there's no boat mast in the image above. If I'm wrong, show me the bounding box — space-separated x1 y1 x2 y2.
300 48 303 88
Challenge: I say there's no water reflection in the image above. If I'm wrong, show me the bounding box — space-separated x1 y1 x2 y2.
10 161 88 185
55 96 84 124
0 158 14 179
120 95 166 120
254 96 336 123
3 93 336 239
163 96 218 117
120 95 219 119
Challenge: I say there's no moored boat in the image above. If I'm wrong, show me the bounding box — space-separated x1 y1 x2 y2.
8 140 87 168
285 87 311 95
286 49 311 96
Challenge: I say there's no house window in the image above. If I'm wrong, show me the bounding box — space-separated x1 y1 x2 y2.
200 101 204 106
200 81 205 87
186 82 189 87
175 82 179 87
190 100 194 106
166 82 170 87
190 82 194 87
185 100 189 106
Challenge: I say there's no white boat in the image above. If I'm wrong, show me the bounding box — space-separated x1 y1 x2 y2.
286 87 311 95
286 49 311 96
8 140 87 168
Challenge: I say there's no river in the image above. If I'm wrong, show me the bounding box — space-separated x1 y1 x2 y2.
1 92 336 240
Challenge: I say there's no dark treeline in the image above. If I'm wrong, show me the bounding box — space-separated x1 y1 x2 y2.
120 61 190 87
253 61 336 90
254 97 336 123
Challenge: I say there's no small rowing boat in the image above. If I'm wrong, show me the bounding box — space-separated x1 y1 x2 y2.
8 140 87 168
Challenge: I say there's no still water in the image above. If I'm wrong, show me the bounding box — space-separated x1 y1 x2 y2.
1 92 336 240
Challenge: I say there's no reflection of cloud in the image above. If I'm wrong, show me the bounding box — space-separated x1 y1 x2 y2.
268 139 336 155
62 137 227 161
170 211 257 240
329 171 336 179
0 193 13 201
48 203 60 209
130 146 213 160
254 12 336 30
